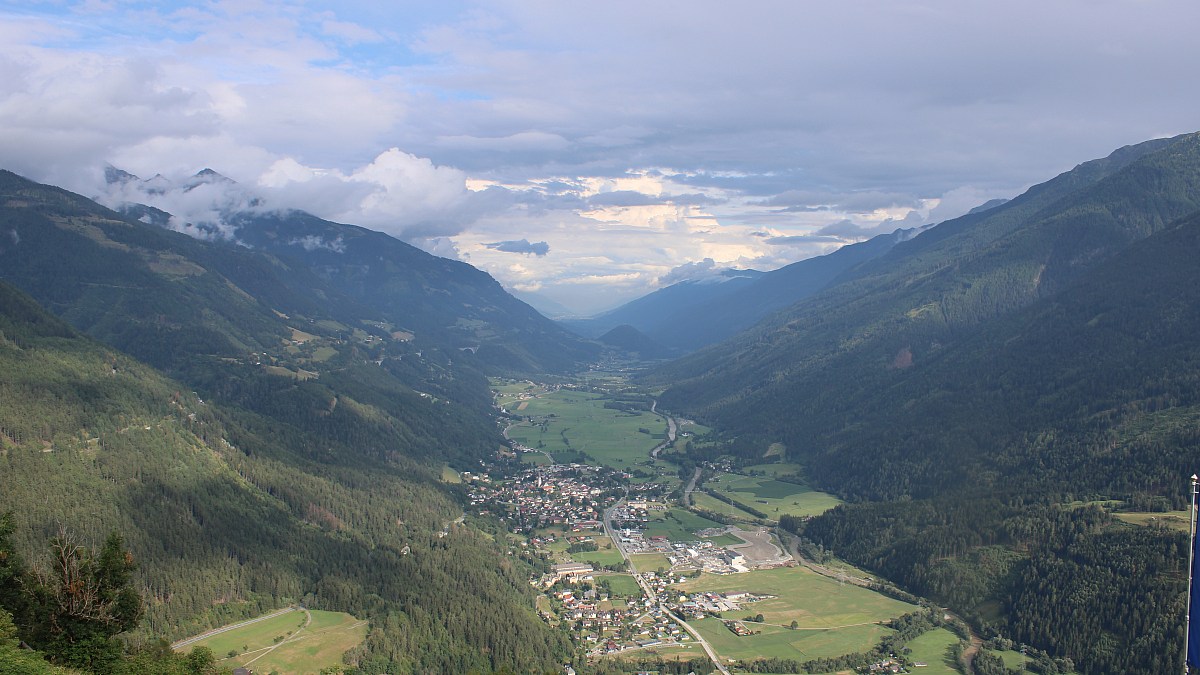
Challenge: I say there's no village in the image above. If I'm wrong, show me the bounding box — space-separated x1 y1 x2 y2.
464 461 807 660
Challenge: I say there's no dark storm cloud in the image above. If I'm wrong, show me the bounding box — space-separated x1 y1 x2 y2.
485 239 550 256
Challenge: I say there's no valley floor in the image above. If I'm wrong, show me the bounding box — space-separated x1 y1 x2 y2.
481 377 982 675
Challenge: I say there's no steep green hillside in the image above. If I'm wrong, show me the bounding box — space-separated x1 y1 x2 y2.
0 169 503 470
0 280 571 671
223 208 600 373
111 168 599 374
658 131 1200 476
653 133 1200 674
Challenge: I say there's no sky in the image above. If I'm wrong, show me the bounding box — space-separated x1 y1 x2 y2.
1 1 1198 314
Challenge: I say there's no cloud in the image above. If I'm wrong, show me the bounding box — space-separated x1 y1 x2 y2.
657 258 723 285
485 238 549 256
764 234 846 246
4 1 1200 313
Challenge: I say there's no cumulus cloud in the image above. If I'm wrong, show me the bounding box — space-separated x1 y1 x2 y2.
655 258 752 286
485 238 550 256
258 149 481 238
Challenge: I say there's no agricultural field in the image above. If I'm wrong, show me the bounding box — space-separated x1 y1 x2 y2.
903 627 962 674
675 566 916 630
691 491 761 521
643 507 726 542
628 552 672 572
180 609 367 675
707 472 841 519
500 389 665 470
688 616 890 663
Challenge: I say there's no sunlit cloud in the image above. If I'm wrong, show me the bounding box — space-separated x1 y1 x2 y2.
1 1 1197 312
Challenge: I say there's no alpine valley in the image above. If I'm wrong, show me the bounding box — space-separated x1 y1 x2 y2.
2 131 1200 675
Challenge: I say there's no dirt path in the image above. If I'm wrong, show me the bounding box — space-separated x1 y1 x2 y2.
242 607 313 668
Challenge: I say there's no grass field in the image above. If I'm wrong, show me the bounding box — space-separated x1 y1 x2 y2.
993 648 1032 673
182 609 367 674
708 473 841 519
689 616 890 662
904 627 962 674
570 547 627 568
629 552 671 572
596 573 642 598
692 491 760 521
1115 510 1191 531
676 566 916 629
643 507 725 542
500 389 664 469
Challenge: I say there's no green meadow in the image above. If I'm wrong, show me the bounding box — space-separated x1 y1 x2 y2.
182 609 367 675
570 546 627 568
708 472 841 519
673 566 917 666
628 552 672 572
691 490 762 521
501 389 665 469
643 507 726 542
596 573 643 598
676 566 916 630
1114 510 1191 531
688 616 890 662
904 627 963 674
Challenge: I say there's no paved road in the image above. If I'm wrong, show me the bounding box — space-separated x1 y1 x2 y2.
603 496 731 675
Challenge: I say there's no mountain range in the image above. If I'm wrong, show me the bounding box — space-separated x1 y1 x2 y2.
4 129 1200 673
562 225 927 354
653 131 1200 673
0 169 585 671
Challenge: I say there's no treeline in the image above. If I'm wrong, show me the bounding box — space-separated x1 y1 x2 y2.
732 608 950 673
1 513 219 674
795 498 1188 673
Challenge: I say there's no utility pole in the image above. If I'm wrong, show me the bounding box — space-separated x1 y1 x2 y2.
1186 475 1198 675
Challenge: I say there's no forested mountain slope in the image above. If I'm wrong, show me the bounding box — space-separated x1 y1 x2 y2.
0 169 528 469
110 169 600 375
658 131 1200 451
0 278 571 672
653 132 1200 674
798 211 1200 673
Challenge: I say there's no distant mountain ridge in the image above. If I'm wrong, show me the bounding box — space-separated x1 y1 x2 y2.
101 168 600 373
562 226 923 353
657 131 1200 430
